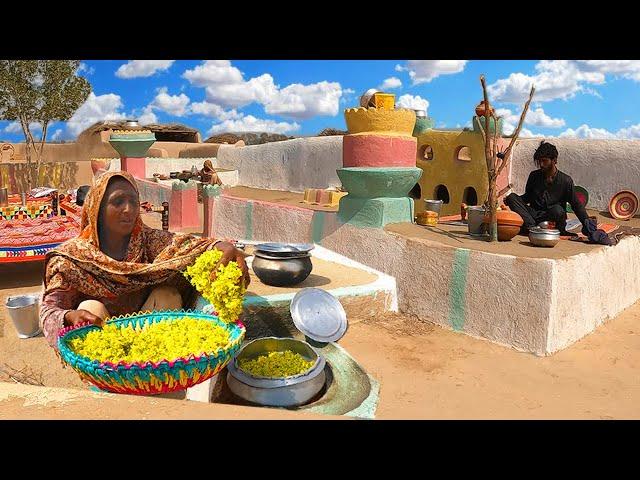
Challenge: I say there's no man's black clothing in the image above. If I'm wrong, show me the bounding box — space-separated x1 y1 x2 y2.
505 169 589 233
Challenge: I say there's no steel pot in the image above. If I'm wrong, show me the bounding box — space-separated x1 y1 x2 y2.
252 251 313 287
528 227 560 247
467 205 487 236
226 337 326 407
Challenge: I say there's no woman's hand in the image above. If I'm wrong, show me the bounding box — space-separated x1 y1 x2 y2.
64 309 104 328
209 241 251 288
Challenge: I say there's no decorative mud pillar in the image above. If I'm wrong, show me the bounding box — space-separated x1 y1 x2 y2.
108 126 155 179
169 180 200 231
337 107 422 228
202 184 222 238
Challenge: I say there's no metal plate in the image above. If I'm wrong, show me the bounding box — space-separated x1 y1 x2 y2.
290 288 348 343
254 242 315 254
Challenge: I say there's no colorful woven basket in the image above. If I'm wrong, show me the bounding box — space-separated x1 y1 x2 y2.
57 310 245 395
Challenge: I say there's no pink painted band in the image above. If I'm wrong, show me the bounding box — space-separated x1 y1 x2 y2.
343 135 417 168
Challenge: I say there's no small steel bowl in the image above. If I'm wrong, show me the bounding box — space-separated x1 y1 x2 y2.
529 227 560 247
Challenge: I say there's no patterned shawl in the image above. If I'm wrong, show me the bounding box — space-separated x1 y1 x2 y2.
44 171 214 300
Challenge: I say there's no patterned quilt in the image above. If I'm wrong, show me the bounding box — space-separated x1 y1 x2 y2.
0 198 80 263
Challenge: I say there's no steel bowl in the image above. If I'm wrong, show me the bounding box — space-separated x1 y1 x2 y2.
424 199 443 214
226 337 326 407
528 227 560 247
252 252 313 287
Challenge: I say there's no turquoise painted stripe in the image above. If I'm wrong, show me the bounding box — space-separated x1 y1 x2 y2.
311 211 326 245
448 248 470 331
245 201 253 241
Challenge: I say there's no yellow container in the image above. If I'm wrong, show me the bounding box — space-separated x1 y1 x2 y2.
373 93 395 110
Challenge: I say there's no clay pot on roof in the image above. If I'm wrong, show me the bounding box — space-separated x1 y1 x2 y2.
475 100 495 118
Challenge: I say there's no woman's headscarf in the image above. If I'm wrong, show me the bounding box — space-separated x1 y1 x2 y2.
44 171 214 301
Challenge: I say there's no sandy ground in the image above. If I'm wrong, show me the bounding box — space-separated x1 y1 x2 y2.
386 209 640 259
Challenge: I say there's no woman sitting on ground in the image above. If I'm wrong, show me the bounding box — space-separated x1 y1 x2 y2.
40 171 249 348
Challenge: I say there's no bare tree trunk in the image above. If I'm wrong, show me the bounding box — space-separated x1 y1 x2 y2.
480 76 498 242
19 117 34 190
479 76 535 242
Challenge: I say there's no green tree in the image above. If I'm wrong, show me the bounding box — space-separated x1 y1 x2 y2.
0 60 91 187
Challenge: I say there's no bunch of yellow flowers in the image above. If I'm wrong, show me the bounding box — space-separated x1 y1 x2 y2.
239 350 314 378
183 248 246 323
69 317 231 363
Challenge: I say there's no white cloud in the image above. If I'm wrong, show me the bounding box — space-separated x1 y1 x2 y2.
181 60 244 87
396 94 429 113
265 81 343 119
51 129 64 141
575 60 640 82
496 107 565 129
204 73 278 109
559 124 618 139
78 62 95 75
66 92 127 136
558 123 640 139
184 60 345 119
397 60 468 85
487 60 640 105
138 106 157 125
4 121 42 134
208 114 300 135
379 77 402 90
191 101 241 121
115 60 175 79
149 87 190 117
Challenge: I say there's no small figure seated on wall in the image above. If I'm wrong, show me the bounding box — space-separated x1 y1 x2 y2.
40 171 250 349
199 160 223 186
504 141 588 237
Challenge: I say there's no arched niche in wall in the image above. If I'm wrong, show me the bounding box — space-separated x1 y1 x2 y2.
463 186 478 206
408 183 422 199
455 146 472 162
434 184 450 204
419 144 434 161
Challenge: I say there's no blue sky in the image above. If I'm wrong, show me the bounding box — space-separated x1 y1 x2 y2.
2 60 640 142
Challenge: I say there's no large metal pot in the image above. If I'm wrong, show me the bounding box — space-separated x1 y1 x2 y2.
226 337 326 407
528 227 560 247
252 251 312 287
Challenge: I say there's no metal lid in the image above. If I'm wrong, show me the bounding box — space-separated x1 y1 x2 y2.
290 288 348 343
414 109 427 118
254 242 314 254
125 119 139 127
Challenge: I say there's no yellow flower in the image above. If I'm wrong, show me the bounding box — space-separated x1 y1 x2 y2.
69 317 231 363
183 249 246 323
239 351 314 378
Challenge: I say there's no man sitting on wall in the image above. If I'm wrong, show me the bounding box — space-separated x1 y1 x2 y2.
504 141 588 237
